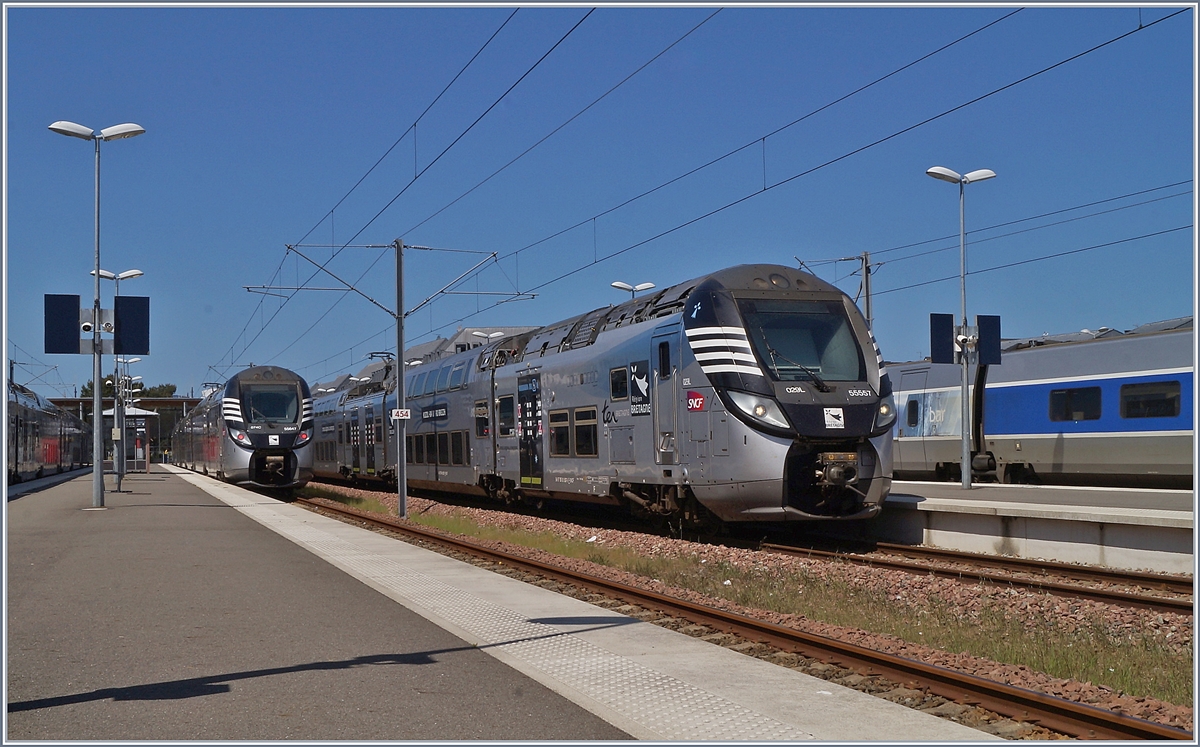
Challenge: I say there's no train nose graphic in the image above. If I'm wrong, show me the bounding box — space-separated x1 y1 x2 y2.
823 408 845 429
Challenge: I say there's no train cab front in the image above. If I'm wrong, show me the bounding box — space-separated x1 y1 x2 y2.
221 369 315 489
683 268 894 520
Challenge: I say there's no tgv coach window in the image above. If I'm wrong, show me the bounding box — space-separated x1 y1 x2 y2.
242 385 299 423
738 300 865 382
1049 387 1102 422
1120 381 1181 419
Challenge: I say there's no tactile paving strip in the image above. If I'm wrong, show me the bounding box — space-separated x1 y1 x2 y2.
217 491 815 741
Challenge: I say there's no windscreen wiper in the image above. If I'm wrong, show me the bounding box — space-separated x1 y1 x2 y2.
766 345 832 392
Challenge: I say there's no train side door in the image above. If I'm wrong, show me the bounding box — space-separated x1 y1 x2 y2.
517 373 543 489
896 370 928 471
364 405 376 475
347 408 360 475
652 326 680 465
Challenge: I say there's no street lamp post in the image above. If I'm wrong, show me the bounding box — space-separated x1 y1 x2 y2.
926 165 996 489
50 120 145 508
611 280 655 299
95 269 143 491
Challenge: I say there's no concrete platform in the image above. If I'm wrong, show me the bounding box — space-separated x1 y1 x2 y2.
6 468 627 741
875 481 1195 574
8 466 995 741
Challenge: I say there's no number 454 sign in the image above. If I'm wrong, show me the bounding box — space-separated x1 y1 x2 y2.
390 409 411 421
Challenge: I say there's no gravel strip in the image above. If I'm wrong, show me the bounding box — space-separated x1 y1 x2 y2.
305 485 1193 735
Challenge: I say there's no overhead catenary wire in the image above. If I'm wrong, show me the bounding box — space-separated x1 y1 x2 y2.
245 8 1190 379
290 11 1193 377
216 10 518 375
296 210 1192 384
214 9 593 375
872 225 1192 297
256 8 1026 373
802 180 1192 268
452 8 1191 306
473 9 1025 266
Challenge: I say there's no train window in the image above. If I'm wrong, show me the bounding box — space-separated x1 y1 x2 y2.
451 432 465 465
449 362 466 390
658 342 671 380
424 370 441 396
548 410 571 456
337 425 343 444
474 401 490 437
1049 387 1102 422
424 433 437 464
376 425 383 442
1120 381 1181 419
435 365 453 393
574 407 598 457
412 434 424 463
498 396 516 437
906 399 919 428
610 367 628 400
738 299 866 383
412 372 427 398
437 432 450 465
405 435 415 464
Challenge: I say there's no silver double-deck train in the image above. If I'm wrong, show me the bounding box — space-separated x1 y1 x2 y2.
309 264 896 527
891 317 1193 488
7 379 91 484
173 365 315 489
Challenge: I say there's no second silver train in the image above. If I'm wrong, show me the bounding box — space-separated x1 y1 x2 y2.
310 264 896 526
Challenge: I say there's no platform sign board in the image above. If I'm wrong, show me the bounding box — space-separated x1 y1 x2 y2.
976 315 1002 366
930 313 956 365
44 294 82 354
114 296 150 355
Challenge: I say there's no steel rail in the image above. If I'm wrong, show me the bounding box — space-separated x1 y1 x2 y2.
873 541 1195 594
760 543 1193 615
296 497 1192 741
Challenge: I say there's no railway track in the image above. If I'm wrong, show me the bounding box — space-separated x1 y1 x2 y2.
760 542 1194 615
294 496 1192 741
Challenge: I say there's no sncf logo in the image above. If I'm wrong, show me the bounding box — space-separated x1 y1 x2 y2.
686 391 706 412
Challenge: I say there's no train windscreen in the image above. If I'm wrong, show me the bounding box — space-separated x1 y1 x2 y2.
241 385 300 424
737 299 866 383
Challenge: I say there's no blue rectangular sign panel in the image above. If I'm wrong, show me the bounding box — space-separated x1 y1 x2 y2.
930 313 955 364
977 315 1001 366
114 296 150 355
44 294 81 354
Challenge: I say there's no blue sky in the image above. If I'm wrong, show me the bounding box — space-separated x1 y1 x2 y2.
4 4 1195 399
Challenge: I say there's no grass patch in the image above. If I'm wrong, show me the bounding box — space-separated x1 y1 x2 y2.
308 494 1193 706
300 485 392 515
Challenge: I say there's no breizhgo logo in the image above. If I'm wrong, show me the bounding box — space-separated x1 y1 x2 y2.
823 408 845 429
629 360 651 415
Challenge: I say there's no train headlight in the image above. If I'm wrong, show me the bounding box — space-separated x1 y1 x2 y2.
228 427 252 448
874 394 897 431
726 390 791 430
295 425 313 446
